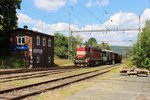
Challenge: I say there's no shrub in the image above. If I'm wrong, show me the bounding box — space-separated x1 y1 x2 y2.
124 57 134 68
131 20 150 69
0 56 29 69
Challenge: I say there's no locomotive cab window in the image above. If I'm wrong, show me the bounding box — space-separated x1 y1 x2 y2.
88 47 90 53
102 52 106 56
17 34 25 45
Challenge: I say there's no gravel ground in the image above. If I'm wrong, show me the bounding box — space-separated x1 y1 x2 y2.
67 69 150 100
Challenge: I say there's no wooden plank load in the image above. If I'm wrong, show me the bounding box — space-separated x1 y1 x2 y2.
120 67 149 76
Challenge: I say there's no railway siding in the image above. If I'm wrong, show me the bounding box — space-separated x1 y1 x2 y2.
0 65 113 90
0 65 118 100
67 66 150 100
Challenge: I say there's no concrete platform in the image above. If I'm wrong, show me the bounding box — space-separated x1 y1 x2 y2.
67 70 150 100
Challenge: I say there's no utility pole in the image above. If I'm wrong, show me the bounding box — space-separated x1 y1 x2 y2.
138 15 141 32
138 15 141 48
68 7 73 60
42 16 45 32
68 10 70 60
42 17 43 32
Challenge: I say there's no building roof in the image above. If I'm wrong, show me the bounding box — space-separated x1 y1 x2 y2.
9 28 54 37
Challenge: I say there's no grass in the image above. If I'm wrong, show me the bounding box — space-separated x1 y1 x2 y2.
32 64 123 100
34 84 86 100
123 58 134 68
0 64 123 100
54 58 73 67
0 65 110 90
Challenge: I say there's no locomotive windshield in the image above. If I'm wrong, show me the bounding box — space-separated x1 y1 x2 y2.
75 46 88 58
76 51 86 55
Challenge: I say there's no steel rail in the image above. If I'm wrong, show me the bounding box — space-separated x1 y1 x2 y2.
0 65 118 100
0 69 79 83
0 65 75 75
10 67 118 100
0 67 81 80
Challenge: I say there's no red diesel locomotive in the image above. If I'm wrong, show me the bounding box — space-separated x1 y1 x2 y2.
74 45 102 66
74 45 122 66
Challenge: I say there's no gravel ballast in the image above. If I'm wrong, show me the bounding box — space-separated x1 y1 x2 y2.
67 69 150 100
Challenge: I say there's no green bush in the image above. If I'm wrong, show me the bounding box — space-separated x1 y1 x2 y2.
131 20 150 69
141 58 150 68
0 56 29 69
124 57 134 68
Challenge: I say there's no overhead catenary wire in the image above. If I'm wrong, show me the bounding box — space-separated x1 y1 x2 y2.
21 6 65 23
62 6 88 26
78 1 101 23
78 1 110 30
97 40 136 43
71 28 139 33
17 13 26 26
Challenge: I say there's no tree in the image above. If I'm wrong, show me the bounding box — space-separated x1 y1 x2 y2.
131 20 150 68
54 33 68 58
98 42 111 50
75 34 83 45
0 0 22 56
85 37 97 47
71 35 83 58
54 33 83 59
0 0 22 33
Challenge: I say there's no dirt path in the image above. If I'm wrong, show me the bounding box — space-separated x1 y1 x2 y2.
67 69 150 100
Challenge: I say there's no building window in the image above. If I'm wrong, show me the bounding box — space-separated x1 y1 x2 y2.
17 35 25 45
43 37 46 46
48 38 51 47
48 56 51 63
36 35 40 45
37 56 40 63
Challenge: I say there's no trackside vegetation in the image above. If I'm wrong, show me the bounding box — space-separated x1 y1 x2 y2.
54 33 83 59
130 20 150 69
0 0 22 56
54 33 112 59
0 56 29 68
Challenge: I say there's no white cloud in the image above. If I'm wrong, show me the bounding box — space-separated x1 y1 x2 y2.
86 0 109 7
73 9 150 46
17 13 36 24
17 13 78 35
99 9 150 46
104 12 139 29
82 24 101 30
17 8 150 46
141 9 150 20
104 9 150 30
34 0 77 12
141 9 150 27
68 0 78 4
32 22 78 35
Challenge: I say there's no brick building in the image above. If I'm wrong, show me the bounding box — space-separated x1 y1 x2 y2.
9 28 54 67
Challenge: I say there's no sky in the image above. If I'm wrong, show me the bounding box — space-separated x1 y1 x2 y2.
17 0 150 46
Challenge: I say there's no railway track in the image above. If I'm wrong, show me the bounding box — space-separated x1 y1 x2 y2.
0 68 83 83
0 65 76 75
0 65 119 100
0 65 113 83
